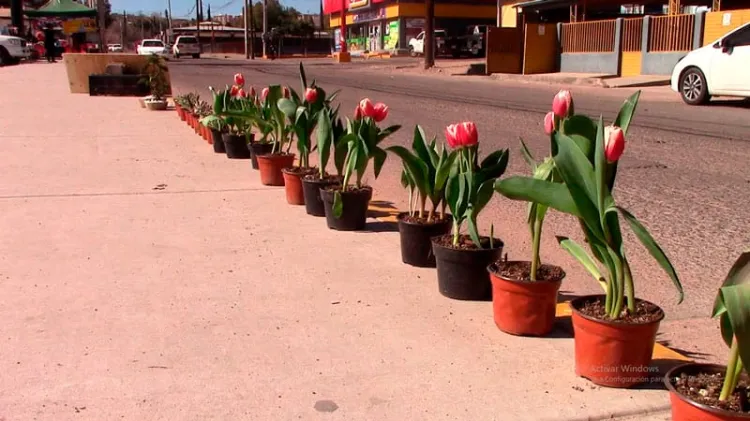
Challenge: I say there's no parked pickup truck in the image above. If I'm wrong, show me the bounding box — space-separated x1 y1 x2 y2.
408 30 448 57
447 25 491 58
0 33 31 66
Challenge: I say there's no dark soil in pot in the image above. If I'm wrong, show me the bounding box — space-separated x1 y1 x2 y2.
302 174 342 217
570 294 665 388
211 129 225 153
488 261 565 336
397 213 453 268
249 142 274 170
222 133 250 159
666 363 750 419
320 186 373 231
431 234 504 301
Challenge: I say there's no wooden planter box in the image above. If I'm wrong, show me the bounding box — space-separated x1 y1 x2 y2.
89 74 150 97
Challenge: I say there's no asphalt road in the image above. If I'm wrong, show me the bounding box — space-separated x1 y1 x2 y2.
170 58 750 361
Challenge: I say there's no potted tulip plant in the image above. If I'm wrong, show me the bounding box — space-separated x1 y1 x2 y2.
387 125 456 268
491 107 568 336
664 252 750 420
320 98 400 231
496 90 683 388
277 63 339 205
302 104 347 217
209 75 257 159
431 122 508 301
254 85 296 186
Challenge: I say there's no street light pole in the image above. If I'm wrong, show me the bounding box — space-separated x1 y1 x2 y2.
249 0 255 59
424 0 435 68
262 0 267 58
166 0 173 43
244 0 249 59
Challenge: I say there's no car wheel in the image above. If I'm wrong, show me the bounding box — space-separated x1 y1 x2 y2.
679 67 710 105
409 46 417 57
0 47 11 67
192 54 200 59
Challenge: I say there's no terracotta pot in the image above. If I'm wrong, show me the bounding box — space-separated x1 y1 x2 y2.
257 153 295 186
665 363 750 421
397 212 453 268
176 106 186 121
571 295 664 388
281 168 314 205
431 235 504 301
488 261 564 336
249 142 274 170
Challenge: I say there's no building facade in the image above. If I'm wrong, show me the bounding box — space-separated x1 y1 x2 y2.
324 0 501 52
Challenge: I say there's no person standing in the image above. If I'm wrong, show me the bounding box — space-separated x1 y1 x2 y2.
43 24 56 63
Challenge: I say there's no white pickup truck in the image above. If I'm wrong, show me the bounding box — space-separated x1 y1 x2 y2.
408 30 447 57
0 33 31 66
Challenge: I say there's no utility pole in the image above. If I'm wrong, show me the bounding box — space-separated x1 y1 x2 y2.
208 3 215 53
121 11 126 46
249 0 255 59
244 1 249 59
262 0 267 58
166 0 173 43
98 0 107 53
10 0 23 35
196 0 202 52
424 0 435 69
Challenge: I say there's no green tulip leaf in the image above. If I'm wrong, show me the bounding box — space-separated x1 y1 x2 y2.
557 236 607 292
332 190 343 219
614 90 641 135
495 176 580 217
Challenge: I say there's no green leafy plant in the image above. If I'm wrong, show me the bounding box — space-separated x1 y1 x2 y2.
495 91 683 319
331 100 401 218
712 252 750 402
141 54 169 101
387 126 457 223
277 63 340 169
444 122 509 249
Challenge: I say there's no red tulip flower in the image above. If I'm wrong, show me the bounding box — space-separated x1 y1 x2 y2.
234 73 245 87
229 85 240 97
544 111 555 135
372 103 389 122
261 87 269 101
604 125 625 162
283 86 290 98
237 88 246 98
445 121 478 149
552 90 572 118
359 98 375 118
305 88 318 103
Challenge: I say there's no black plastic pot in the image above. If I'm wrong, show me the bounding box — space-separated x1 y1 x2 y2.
320 186 373 231
431 235 504 301
211 129 225 154
302 175 342 217
222 133 251 159
397 212 453 268
249 142 274 170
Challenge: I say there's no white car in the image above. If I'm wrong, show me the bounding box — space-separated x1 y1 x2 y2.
0 34 31 66
408 30 447 57
107 43 123 53
137 39 169 57
172 35 200 59
671 22 750 105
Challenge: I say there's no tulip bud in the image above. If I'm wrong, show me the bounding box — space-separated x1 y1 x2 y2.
229 85 240 97
237 88 246 98
283 86 290 98
249 87 256 98
445 121 478 149
234 73 245 87
359 98 375 118
604 125 625 163
372 103 388 122
544 111 555 135
261 87 269 101
305 88 318 104
445 124 461 149
354 105 363 120
552 90 572 118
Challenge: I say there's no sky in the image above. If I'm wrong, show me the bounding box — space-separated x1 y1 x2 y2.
110 0 319 18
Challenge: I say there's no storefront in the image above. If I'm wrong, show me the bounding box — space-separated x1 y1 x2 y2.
325 0 500 53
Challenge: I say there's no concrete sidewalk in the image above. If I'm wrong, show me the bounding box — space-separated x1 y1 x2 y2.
0 63 678 421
